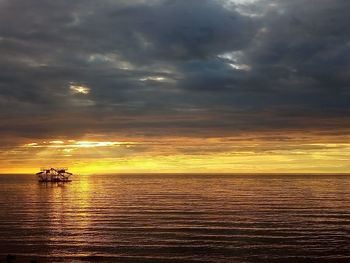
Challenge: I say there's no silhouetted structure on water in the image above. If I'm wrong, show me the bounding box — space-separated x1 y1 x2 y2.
36 168 72 182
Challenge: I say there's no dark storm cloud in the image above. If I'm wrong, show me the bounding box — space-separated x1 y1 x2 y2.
0 0 349 142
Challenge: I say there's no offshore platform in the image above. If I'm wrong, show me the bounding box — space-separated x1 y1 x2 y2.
36 168 73 182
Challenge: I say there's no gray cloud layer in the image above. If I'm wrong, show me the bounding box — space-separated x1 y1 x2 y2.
0 0 349 140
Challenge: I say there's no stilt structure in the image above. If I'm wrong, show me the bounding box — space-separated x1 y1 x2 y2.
36 168 72 182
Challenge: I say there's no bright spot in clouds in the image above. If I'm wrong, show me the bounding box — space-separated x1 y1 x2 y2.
24 140 136 148
26 143 38 147
140 76 166 81
49 140 64 144
70 84 90 95
229 63 251 71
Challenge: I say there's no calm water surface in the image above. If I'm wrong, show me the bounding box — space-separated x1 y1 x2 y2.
0 174 349 262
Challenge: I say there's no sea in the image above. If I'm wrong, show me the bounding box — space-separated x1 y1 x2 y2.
0 174 349 263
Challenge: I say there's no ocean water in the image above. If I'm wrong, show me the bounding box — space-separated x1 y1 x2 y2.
0 174 349 263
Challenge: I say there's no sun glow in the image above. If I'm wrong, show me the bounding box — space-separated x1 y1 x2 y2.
49 140 64 144
7 134 349 174
24 140 136 149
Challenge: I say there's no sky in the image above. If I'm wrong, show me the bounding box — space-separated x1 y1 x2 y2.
0 0 349 174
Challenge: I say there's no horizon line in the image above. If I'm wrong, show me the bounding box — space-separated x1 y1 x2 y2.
2 172 350 176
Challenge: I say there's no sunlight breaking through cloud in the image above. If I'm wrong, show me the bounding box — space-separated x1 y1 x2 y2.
69 84 90 95
23 140 137 149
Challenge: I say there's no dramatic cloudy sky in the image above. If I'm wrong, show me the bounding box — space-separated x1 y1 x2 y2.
0 0 349 173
